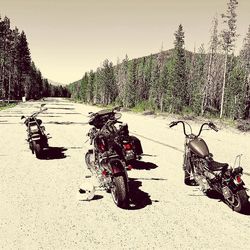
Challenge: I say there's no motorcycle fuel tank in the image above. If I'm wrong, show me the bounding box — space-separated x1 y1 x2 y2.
188 138 209 158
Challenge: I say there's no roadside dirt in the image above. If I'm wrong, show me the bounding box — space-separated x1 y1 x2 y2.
1 98 250 249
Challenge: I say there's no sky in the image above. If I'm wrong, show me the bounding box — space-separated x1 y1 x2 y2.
1 0 250 84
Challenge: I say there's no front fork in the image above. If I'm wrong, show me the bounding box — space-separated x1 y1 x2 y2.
183 141 191 177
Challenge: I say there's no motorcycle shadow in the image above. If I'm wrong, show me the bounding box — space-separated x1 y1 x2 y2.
191 189 250 215
79 194 104 202
127 178 155 210
130 160 158 171
41 147 67 160
242 203 250 215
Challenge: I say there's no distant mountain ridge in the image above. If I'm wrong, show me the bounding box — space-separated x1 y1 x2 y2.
48 79 65 86
71 48 193 84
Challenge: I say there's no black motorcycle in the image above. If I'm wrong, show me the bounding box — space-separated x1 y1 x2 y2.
169 120 249 213
21 104 50 159
85 107 143 208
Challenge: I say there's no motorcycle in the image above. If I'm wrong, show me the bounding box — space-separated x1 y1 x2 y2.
85 107 143 208
169 120 249 213
21 104 50 159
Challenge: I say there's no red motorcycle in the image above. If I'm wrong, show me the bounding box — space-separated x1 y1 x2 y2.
85 107 143 208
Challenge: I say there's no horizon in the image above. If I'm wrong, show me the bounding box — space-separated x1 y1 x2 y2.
1 0 250 84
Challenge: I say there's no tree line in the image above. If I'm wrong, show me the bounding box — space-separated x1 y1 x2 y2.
0 15 70 102
68 0 250 120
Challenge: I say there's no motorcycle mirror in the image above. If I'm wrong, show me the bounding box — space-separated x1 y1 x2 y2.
114 113 122 120
21 115 25 119
113 106 121 112
41 104 46 107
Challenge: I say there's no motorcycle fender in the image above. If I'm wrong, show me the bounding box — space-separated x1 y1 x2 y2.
227 182 244 194
111 165 124 175
30 133 41 141
110 160 125 175
31 137 41 141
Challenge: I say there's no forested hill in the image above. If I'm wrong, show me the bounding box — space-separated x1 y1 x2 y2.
68 22 250 120
0 15 70 101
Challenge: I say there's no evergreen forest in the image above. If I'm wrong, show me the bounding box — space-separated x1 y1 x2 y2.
0 16 70 102
68 0 250 120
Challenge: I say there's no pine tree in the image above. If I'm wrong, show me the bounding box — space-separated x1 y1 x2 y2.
124 59 137 108
149 48 166 111
202 16 220 114
191 45 206 114
239 25 250 119
143 54 153 101
117 55 129 106
224 56 245 118
220 0 239 118
159 62 168 112
80 72 88 102
93 67 102 104
16 31 31 98
87 70 95 103
149 58 160 110
0 16 11 99
136 57 146 105
171 24 187 113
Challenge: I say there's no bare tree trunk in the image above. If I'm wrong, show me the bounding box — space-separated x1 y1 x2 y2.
0 60 3 99
160 94 164 112
201 88 206 115
243 73 250 119
8 71 11 103
2 63 5 99
202 53 211 115
220 51 228 118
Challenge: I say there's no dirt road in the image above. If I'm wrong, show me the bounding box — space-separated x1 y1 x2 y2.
1 98 250 249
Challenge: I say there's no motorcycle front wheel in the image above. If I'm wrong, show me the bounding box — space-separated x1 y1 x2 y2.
225 189 249 213
32 141 42 159
184 156 198 186
111 174 128 208
29 141 34 154
85 150 95 173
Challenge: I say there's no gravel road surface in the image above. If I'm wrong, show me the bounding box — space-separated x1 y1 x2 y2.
1 98 250 249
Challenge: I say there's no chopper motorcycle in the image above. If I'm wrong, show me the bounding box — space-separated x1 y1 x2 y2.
169 120 249 213
85 107 143 208
21 104 50 159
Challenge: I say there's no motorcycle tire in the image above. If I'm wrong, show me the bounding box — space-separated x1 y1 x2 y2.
29 141 34 154
184 160 197 186
111 174 128 208
85 150 94 172
225 189 249 213
33 141 42 159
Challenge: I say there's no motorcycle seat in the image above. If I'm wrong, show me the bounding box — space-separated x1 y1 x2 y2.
209 160 228 171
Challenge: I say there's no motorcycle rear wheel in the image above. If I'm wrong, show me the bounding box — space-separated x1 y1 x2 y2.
111 174 128 208
225 189 249 213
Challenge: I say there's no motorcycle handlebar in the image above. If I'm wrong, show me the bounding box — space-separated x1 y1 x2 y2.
169 121 177 128
169 121 189 137
197 122 219 136
208 122 219 132
112 106 122 112
31 108 47 118
170 120 218 137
